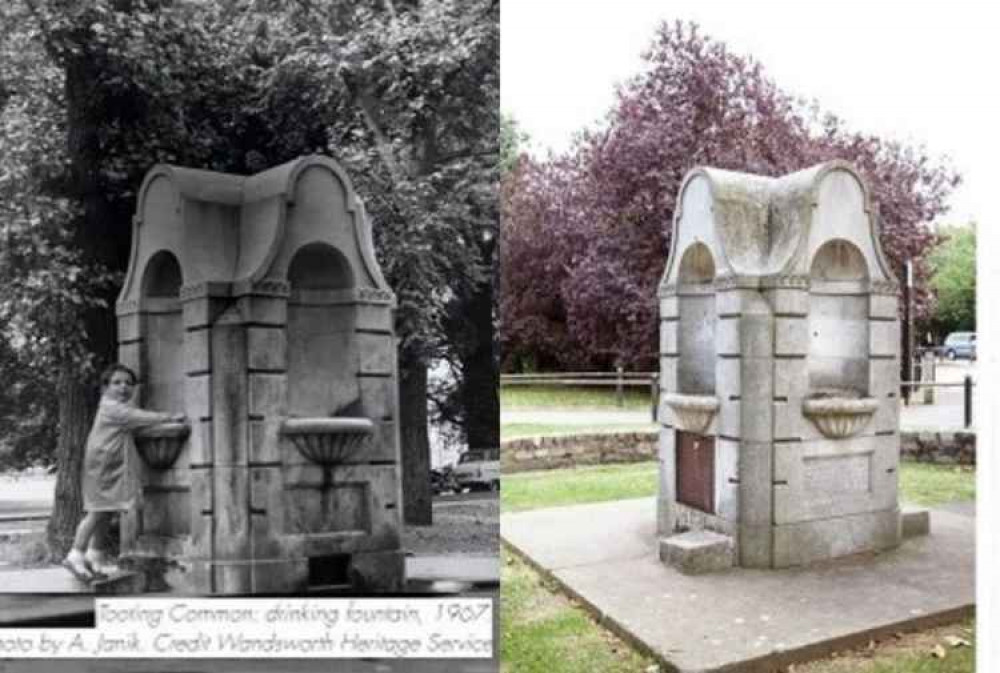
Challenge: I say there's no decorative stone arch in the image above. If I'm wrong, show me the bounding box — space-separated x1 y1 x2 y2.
677 242 717 395
141 249 184 299
138 249 185 431
809 238 870 289
807 239 871 396
285 241 362 419
287 242 355 291
678 242 716 286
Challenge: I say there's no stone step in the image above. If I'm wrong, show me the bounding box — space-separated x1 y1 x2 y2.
659 530 735 575
0 565 146 594
93 570 147 595
902 507 931 539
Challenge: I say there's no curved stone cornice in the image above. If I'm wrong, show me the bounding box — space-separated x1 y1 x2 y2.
660 161 896 292
119 156 395 317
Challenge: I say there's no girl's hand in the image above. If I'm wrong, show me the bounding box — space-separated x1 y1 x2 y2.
170 413 187 424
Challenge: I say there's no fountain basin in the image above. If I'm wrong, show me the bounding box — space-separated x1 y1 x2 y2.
662 393 720 434
281 417 374 465
135 422 190 469
802 394 879 439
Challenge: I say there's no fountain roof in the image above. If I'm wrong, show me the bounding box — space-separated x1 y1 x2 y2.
660 161 897 291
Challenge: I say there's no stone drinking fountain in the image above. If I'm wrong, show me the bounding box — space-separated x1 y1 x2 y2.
657 160 928 573
115 155 404 593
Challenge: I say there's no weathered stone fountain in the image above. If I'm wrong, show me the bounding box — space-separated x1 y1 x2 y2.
657 160 927 573
115 155 404 593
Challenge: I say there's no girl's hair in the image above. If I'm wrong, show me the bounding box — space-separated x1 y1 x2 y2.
100 363 138 388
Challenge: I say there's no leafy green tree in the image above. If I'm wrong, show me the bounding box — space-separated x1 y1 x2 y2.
928 224 976 335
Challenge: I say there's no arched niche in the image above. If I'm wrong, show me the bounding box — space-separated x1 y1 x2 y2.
807 240 870 395
678 243 716 395
286 243 361 418
287 242 354 290
141 250 185 413
142 249 183 297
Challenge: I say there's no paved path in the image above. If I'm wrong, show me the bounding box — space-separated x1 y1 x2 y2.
502 497 974 672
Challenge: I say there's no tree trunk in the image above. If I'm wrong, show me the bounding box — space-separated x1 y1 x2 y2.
399 347 432 525
46 369 97 557
46 53 123 557
460 276 499 449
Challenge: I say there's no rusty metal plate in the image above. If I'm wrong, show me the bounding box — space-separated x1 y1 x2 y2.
676 431 715 514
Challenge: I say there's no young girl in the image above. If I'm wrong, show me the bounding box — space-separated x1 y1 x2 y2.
63 363 185 581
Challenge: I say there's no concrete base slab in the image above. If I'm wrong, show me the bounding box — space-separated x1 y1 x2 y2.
0 566 145 595
406 555 499 585
502 497 974 673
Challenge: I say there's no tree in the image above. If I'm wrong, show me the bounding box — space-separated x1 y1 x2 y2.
928 224 976 336
502 21 959 371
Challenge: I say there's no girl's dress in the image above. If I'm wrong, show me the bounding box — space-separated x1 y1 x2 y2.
82 397 165 512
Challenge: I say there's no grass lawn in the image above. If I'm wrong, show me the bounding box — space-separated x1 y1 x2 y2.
502 422 657 440
898 462 976 507
501 460 976 673
502 461 658 513
791 617 975 672
502 460 974 513
501 546 656 673
500 384 652 410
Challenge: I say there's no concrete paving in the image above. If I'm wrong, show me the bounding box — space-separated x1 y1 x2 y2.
501 497 975 673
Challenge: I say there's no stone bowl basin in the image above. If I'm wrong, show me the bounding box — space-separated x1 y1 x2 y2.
662 393 720 434
802 396 879 439
281 417 374 465
135 422 190 469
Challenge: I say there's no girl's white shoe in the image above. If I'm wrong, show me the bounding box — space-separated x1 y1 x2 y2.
84 549 120 577
62 549 94 582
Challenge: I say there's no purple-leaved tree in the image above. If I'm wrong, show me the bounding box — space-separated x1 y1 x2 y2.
502 21 959 371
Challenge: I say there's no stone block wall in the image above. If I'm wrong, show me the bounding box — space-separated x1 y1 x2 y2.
500 428 976 473
900 430 976 465
501 432 657 473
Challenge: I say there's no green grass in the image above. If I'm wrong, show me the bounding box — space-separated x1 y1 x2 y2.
795 619 975 673
899 462 975 507
502 423 657 440
501 460 974 514
500 384 652 410
501 546 656 673
502 462 659 513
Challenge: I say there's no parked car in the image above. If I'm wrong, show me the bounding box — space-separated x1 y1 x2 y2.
453 448 500 492
939 332 976 360
430 465 459 495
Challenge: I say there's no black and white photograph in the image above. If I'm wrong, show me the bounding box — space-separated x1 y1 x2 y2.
0 0 498 670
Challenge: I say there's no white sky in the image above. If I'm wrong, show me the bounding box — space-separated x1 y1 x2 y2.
501 0 1000 226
